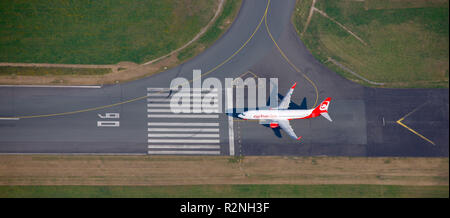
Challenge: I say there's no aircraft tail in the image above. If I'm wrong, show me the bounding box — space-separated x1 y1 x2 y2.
321 112 332 122
311 97 332 121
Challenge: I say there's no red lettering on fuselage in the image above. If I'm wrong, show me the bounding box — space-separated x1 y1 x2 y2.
253 114 276 119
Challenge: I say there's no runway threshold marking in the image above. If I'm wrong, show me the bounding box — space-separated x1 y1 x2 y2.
264 3 320 108
0 0 271 120
148 150 220 155
146 88 223 155
148 133 220 138
148 128 219 132
148 122 219 126
148 114 219 118
396 102 435 146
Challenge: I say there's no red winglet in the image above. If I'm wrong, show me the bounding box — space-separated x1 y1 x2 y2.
297 136 302 141
291 82 297 89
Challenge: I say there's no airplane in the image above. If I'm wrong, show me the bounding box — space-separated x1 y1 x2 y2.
237 82 332 140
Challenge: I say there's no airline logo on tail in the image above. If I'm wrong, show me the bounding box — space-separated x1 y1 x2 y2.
319 100 330 111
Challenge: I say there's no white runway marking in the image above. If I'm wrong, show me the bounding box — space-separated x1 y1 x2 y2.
148 128 219 132
147 98 219 103
147 109 219 113
147 93 218 97
148 145 220 149
147 103 218 108
148 114 219 118
226 88 235 156
148 133 219 138
97 121 120 127
148 150 220 155
147 103 172 107
148 139 220 143
0 118 20 120
147 87 222 155
148 122 219 126
146 88 170 91
147 88 219 92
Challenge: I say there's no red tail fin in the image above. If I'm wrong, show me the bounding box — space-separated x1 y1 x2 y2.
311 97 331 118
318 97 331 112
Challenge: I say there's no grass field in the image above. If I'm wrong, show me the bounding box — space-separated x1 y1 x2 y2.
1 155 447 197
293 0 449 88
177 0 242 61
1 155 447 186
0 66 111 76
0 184 447 198
292 0 313 35
0 0 216 64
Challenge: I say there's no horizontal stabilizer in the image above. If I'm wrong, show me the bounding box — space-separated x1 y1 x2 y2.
321 112 332 122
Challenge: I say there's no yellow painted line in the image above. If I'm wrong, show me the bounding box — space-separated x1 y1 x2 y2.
232 71 251 83
247 70 259 78
396 119 435 145
398 102 428 121
1 0 271 120
190 0 270 84
396 102 435 146
264 5 319 108
232 70 259 85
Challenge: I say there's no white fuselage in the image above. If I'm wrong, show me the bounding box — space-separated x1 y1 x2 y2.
238 109 314 120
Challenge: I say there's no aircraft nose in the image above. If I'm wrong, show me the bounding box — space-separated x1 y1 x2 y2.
238 114 244 119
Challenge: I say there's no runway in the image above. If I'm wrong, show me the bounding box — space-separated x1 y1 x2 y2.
0 0 448 157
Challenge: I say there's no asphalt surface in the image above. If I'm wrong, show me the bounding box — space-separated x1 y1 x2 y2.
0 0 448 157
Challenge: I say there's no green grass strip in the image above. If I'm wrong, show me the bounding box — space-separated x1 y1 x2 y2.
0 66 111 76
0 184 448 198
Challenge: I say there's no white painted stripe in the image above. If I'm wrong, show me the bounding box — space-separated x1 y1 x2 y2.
148 128 219 132
228 115 235 156
147 103 218 108
148 114 219 118
148 133 219 138
146 88 169 91
148 109 219 113
226 88 235 156
147 88 219 91
147 103 178 107
147 98 219 102
97 121 120 127
175 91 219 93
147 93 171 97
147 98 172 102
148 122 219 126
0 118 20 120
147 93 218 97
148 145 220 149
0 85 101 88
148 150 220 155
148 139 220 143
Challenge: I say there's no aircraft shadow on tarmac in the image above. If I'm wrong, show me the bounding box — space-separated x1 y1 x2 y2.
227 94 308 138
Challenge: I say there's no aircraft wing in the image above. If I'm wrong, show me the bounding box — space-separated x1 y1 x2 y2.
277 119 302 140
277 83 297 109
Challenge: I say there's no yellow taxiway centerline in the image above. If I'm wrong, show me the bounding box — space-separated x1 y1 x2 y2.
264 5 319 108
396 102 435 145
